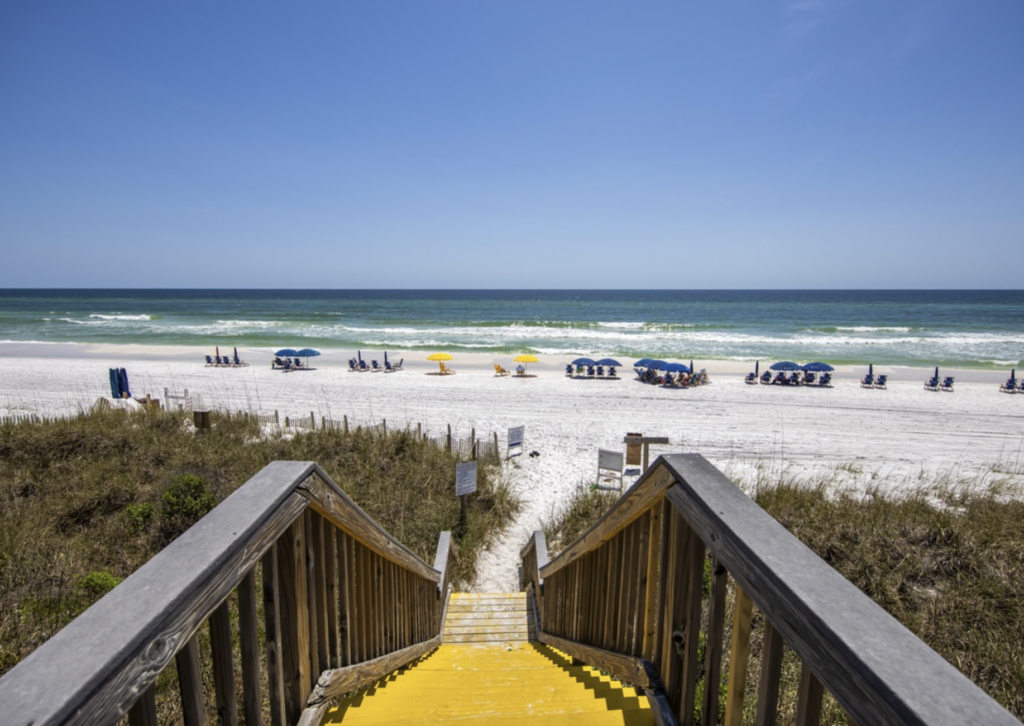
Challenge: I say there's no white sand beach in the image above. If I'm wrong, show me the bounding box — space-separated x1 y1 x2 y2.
2 343 1023 592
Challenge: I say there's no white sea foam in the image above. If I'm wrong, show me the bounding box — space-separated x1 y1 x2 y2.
89 314 153 321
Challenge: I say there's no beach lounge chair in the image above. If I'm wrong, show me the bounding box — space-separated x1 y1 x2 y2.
370 360 381 372
495 364 511 377
861 373 874 388
819 372 833 387
608 366 617 378
349 358 358 371
999 376 1017 393
587 365 596 377
744 372 757 385
233 354 246 367
396 358 404 370
940 376 955 392
281 359 293 372
565 364 573 377
874 374 887 389
596 365 605 377
359 359 369 372
804 372 817 385
924 375 940 390
273 356 285 369
1019 380 1024 393
760 371 771 385
439 362 455 375
205 355 214 366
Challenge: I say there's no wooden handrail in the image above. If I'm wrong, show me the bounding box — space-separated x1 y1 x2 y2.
0 461 450 726
523 453 1022 726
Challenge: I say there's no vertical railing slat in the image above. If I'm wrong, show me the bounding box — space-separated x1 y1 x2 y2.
724 582 754 726
127 684 157 726
175 635 207 726
262 546 286 726
210 599 238 726
796 663 825 726
336 531 350 667
642 500 664 662
238 567 263 726
304 511 323 680
658 506 685 709
678 524 706 726
278 516 310 725
701 558 728 726
324 525 339 669
755 618 785 726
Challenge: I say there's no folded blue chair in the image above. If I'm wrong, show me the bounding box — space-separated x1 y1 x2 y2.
874 374 887 389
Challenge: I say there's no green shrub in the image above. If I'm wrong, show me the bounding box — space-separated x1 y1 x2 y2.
160 473 215 541
124 502 155 532
76 571 121 598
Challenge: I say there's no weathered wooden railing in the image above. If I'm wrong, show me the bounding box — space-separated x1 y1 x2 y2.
521 453 1021 726
0 461 455 726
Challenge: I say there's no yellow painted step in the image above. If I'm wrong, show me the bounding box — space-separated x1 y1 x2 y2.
320 642 654 725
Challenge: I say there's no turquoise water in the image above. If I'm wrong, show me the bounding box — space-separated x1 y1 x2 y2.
0 290 1021 369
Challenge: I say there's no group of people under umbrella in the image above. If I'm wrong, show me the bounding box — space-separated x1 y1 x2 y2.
633 359 709 387
273 347 320 372
746 360 834 387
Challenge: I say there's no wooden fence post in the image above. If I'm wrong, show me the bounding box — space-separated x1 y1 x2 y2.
446 424 452 452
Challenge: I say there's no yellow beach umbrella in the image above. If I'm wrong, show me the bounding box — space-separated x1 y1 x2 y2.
513 354 539 374
427 353 453 361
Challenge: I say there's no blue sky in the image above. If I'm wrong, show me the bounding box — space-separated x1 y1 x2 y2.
1 1 1021 288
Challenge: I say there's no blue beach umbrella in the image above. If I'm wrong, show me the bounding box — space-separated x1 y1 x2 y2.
661 362 691 373
633 358 656 367
295 348 320 367
648 360 668 370
595 358 621 367
770 361 800 371
801 362 834 372
275 348 298 357
572 357 596 366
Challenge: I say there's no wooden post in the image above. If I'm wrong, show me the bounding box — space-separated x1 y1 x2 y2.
343 414 348 434
383 418 387 436
310 411 315 428
641 500 663 661
446 424 452 452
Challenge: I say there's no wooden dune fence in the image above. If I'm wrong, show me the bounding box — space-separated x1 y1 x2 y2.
520 453 1022 726
0 462 455 726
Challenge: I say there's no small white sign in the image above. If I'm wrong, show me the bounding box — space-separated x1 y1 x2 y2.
455 461 478 496
508 425 525 458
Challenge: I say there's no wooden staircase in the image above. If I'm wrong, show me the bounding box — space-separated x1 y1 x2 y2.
319 592 655 724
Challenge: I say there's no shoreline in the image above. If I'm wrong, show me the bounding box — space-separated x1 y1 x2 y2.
0 342 1012 384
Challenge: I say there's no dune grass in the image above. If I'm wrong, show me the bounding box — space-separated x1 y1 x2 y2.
543 471 1024 721
0 408 518 677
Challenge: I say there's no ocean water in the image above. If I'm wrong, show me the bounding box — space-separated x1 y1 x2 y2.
0 289 1021 369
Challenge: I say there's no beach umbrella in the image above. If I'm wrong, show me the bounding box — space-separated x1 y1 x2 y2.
648 360 668 370
595 358 621 367
633 358 657 367
770 361 800 371
662 362 690 373
514 354 539 373
295 348 320 367
427 352 453 361
384 351 389 367
801 362 834 372
572 357 596 366
275 348 298 357
869 363 873 378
